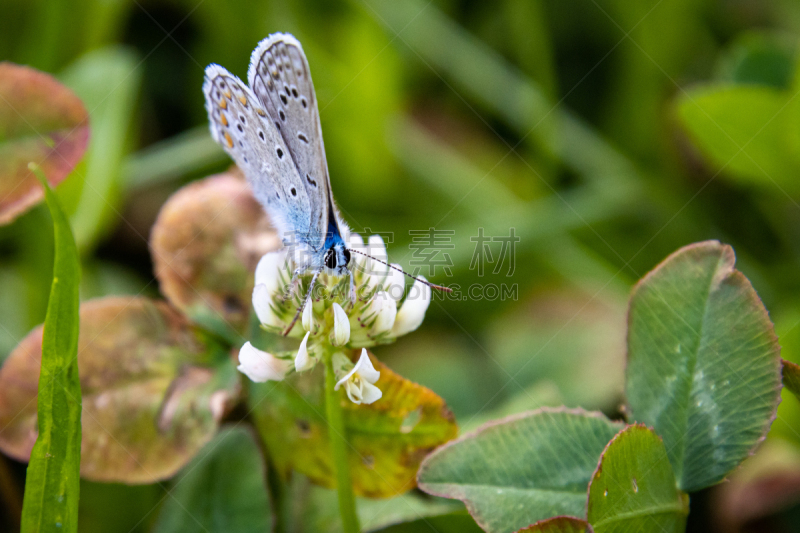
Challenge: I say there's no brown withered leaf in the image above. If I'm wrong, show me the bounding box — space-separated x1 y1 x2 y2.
250 350 458 498
0 62 89 224
711 439 800 532
0 296 239 483
150 170 280 335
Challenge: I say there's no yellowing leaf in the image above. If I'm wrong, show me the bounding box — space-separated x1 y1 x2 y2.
250 350 457 498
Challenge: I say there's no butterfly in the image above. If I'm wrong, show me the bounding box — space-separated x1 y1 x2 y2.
203 33 450 334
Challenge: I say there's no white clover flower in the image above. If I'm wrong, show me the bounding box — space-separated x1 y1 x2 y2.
334 349 382 405
242 233 439 404
250 233 432 347
237 342 291 382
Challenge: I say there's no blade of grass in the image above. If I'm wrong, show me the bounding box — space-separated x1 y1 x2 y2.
20 164 82 533
389 117 640 268
362 0 642 191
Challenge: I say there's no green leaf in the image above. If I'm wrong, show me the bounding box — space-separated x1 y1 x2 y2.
782 359 800 399
0 266 29 359
250 350 458 498
152 426 271 533
416 408 624 533
626 241 782 492
297 482 467 533
715 31 797 89
675 85 800 190
59 46 141 253
0 296 240 483
150 172 280 338
587 425 688 533
78 481 163 533
0 63 89 225
517 517 592 533
20 169 82 533
373 512 483 533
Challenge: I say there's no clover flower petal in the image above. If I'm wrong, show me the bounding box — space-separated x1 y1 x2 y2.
358 381 383 404
391 277 431 337
302 301 315 332
253 283 282 329
363 234 389 292
335 349 382 405
383 263 406 302
237 342 290 382
295 331 314 372
347 233 367 270
330 302 350 346
255 249 287 290
370 291 397 336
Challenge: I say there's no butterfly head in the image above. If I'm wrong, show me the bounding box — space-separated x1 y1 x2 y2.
323 243 351 275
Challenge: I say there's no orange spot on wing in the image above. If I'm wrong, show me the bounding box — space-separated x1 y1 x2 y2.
224 132 233 148
256 108 266 117
239 95 247 105
224 90 232 99
219 99 227 110
220 113 228 126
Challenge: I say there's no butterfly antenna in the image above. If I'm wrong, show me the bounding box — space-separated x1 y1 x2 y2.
283 269 320 336
348 249 452 292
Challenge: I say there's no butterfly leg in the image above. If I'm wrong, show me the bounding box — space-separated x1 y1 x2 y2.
283 269 320 336
281 266 307 302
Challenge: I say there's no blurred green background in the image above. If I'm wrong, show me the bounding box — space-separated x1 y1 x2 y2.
3 0 800 531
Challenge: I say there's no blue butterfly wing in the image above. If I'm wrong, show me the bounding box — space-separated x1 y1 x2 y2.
248 33 342 252
203 65 314 246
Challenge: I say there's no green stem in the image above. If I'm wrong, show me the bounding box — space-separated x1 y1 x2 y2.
323 351 360 533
